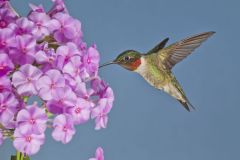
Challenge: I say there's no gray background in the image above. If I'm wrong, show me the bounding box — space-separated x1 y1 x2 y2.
1 0 240 160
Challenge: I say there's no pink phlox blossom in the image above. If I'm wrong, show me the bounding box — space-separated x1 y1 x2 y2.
91 98 112 130
0 28 14 52
56 42 82 69
82 46 100 78
0 91 18 128
36 69 65 100
35 49 55 64
12 64 43 96
0 7 17 29
16 104 48 134
28 12 60 39
74 82 95 101
13 128 45 155
0 76 12 92
9 17 34 36
46 86 77 114
9 35 36 65
66 98 91 125
52 114 75 144
63 55 83 82
52 13 82 43
35 46 57 71
91 78 114 130
48 0 68 17
0 53 14 77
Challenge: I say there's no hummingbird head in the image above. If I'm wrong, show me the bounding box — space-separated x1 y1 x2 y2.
100 50 142 71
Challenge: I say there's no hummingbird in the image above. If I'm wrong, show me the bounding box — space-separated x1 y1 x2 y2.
100 32 215 111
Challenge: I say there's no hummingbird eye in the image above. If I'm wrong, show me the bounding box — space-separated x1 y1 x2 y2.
124 56 130 61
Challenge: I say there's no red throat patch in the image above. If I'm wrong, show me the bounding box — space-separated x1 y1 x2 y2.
131 58 141 71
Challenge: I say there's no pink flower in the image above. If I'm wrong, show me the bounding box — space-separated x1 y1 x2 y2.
91 99 112 130
91 78 105 94
28 12 60 39
35 46 55 64
0 76 12 92
0 53 14 77
66 98 91 125
9 35 36 65
91 78 114 105
91 78 114 130
13 128 45 155
74 82 94 99
89 147 104 160
63 55 83 84
16 104 48 134
0 7 17 28
100 87 114 109
52 114 75 144
0 91 18 128
35 50 54 64
53 13 82 43
83 46 100 76
56 42 82 69
35 47 56 71
12 64 43 96
46 86 77 114
36 69 65 100
93 87 114 130
48 0 68 16
0 28 14 52
9 17 34 35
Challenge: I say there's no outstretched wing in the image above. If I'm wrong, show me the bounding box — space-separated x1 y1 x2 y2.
158 31 215 70
147 38 169 54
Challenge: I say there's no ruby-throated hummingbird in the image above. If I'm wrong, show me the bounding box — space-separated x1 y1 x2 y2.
100 32 215 111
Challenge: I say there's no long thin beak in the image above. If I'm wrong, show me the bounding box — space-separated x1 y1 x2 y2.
99 61 117 68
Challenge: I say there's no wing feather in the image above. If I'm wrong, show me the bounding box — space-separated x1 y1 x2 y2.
147 38 169 54
159 31 215 70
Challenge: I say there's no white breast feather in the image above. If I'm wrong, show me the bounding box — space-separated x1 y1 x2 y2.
134 57 146 74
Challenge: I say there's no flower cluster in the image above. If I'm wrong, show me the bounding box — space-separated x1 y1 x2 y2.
0 0 114 156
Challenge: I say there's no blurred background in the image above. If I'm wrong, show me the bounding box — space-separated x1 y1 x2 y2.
1 0 240 160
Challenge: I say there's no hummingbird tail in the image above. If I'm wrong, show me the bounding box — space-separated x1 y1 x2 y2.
177 99 196 112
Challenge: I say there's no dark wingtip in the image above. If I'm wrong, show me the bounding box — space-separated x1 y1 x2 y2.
146 37 170 54
206 31 216 36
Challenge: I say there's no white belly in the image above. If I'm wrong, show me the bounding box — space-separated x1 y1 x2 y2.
162 83 183 100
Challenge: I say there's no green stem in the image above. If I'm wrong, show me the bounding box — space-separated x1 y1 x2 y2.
16 151 20 160
20 153 24 160
11 152 30 160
